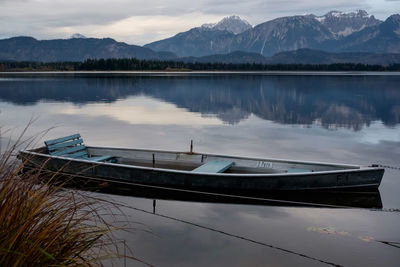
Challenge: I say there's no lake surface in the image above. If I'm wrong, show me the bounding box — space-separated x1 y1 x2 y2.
1 72 400 266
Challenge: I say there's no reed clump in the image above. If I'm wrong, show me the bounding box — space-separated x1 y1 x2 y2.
0 132 126 266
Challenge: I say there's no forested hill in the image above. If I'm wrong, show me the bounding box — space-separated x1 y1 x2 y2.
1 58 399 72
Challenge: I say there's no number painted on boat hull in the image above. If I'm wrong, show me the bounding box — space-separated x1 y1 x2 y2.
256 161 273 168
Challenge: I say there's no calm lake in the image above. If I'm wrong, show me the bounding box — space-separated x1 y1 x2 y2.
1 72 400 266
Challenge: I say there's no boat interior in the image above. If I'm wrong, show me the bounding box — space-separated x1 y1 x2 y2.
30 145 360 174
33 133 362 174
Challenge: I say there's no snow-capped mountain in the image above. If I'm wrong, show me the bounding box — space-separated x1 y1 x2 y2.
145 15 251 57
70 33 87 39
312 10 381 37
146 10 397 57
325 14 400 53
2 11 398 63
202 15 252 34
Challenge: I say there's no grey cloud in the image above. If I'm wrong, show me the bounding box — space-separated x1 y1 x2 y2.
1 1 201 26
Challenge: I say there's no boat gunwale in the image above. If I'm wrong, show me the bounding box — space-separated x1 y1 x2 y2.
19 146 384 177
89 146 363 168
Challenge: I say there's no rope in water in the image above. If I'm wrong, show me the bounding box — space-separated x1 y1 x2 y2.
25 167 346 265
23 165 400 265
371 164 400 171
122 204 343 267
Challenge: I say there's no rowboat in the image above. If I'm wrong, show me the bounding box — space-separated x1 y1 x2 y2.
18 134 384 192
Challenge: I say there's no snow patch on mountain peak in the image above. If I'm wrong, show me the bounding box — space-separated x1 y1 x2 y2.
329 11 345 17
201 15 252 34
202 23 216 29
70 33 87 39
312 10 381 37
319 10 373 20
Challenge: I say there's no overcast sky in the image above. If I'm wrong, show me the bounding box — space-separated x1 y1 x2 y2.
0 0 399 45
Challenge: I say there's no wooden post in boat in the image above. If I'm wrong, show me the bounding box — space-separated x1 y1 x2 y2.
152 153 155 168
190 140 193 154
123 240 127 267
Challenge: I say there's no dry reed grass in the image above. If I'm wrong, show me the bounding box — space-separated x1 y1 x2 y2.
0 126 132 266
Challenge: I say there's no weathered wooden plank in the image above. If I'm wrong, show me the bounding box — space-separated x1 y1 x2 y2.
45 134 116 163
84 155 114 162
67 150 89 158
192 160 234 173
287 168 312 173
51 145 86 156
47 139 83 151
44 134 81 146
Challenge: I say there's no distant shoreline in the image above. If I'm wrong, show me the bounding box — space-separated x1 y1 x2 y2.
1 70 400 76
1 58 400 73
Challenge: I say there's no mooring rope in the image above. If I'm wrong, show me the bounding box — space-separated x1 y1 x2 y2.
371 164 400 171
123 204 343 267
22 167 346 265
20 165 400 265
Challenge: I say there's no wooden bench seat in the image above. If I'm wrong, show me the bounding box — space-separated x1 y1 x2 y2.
287 168 312 173
192 160 234 173
45 134 114 162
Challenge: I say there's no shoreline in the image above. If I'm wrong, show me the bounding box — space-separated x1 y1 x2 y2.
1 70 400 76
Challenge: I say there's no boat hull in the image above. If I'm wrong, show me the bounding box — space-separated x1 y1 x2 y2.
19 147 384 192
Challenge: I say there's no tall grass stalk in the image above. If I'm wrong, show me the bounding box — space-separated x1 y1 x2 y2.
0 127 131 266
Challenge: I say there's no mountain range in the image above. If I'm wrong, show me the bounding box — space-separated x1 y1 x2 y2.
0 10 399 65
146 10 400 57
0 36 175 62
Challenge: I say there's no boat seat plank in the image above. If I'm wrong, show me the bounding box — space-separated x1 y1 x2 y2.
287 168 312 173
51 145 87 156
47 139 84 151
67 150 89 158
192 160 234 173
44 134 114 162
44 134 81 146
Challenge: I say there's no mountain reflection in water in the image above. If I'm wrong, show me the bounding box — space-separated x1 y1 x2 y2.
1 73 400 267
1 73 399 130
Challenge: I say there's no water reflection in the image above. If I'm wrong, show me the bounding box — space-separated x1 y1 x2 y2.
65 176 383 209
1 73 400 266
1 73 399 130
108 190 399 267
